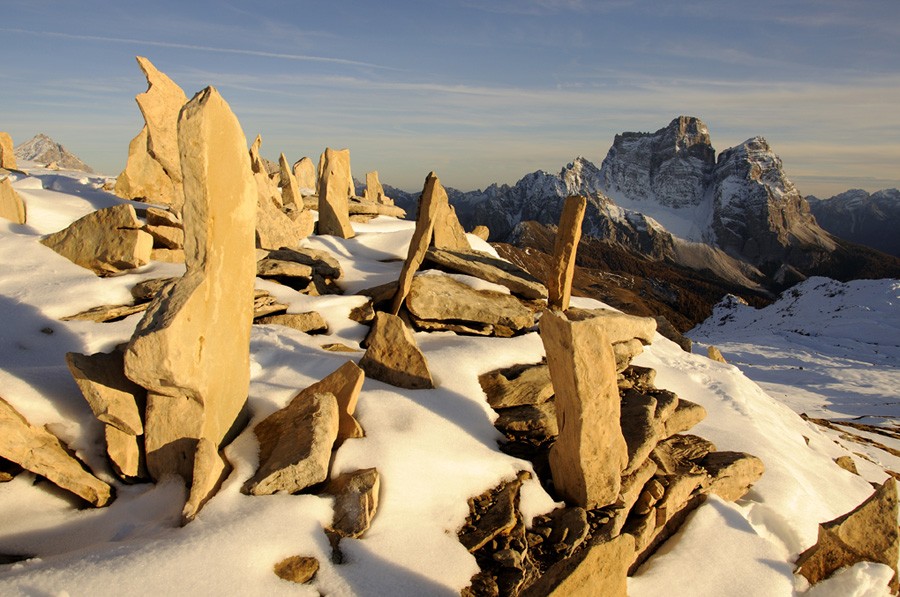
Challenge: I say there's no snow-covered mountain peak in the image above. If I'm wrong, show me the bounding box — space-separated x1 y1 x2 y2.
14 133 94 173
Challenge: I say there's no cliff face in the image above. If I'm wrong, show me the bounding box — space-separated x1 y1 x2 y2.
600 116 715 209
808 188 900 257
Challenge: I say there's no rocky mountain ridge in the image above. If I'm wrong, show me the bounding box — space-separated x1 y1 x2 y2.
808 188 900 257
13 133 95 173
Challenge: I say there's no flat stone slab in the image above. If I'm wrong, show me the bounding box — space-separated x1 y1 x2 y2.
264 247 343 279
406 273 536 334
0 396 112 507
61 302 149 323
66 350 145 434
424 248 547 300
254 312 328 334
479 362 553 409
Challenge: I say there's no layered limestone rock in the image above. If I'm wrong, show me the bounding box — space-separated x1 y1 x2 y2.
539 310 627 508
548 195 586 310
124 86 257 519
0 177 26 224
325 468 380 538
316 148 355 238
115 57 188 211
40 203 153 276
0 132 17 170
0 396 112 507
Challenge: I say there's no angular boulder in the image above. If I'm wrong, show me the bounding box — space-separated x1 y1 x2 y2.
359 312 433 389
0 396 112 507
244 392 339 495
66 350 145 435
115 126 180 206
796 478 898 592
124 87 257 514
40 203 153 276
539 310 627 508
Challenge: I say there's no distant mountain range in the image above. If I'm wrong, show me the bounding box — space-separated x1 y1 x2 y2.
807 189 900 258
14 133 95 173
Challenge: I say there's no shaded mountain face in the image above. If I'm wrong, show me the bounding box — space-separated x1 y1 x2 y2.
14 133 94 173
808 189 900 258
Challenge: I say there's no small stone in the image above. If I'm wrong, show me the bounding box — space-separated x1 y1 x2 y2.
707 345 728 363
325 468 380 538
273 555 319 584
833 455 858 475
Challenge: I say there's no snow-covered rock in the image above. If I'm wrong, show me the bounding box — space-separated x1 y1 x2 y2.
808 188 900 257
14 133 94 173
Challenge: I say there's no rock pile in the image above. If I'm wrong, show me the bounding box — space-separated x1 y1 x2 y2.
458 199 765 595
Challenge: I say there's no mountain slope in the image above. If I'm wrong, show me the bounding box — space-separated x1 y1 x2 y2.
14 133 94 173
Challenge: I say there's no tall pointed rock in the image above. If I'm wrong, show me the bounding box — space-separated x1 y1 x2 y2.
124 86 256 519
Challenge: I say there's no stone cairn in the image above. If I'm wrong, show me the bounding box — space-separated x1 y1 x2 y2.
3 59 896 594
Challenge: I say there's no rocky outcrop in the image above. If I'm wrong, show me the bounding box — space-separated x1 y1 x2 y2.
13 133 94 172
124 86 257 519
316 148 355 238
0 395 112 507
808 188 900 257
796 478 898 592
0 177 26 224
0 132 17 170
115 57 187 210
40 203 153 276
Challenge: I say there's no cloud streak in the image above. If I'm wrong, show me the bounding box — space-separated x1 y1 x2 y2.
0 28 395 70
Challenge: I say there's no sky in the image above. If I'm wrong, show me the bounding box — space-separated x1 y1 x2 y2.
1 0 898 197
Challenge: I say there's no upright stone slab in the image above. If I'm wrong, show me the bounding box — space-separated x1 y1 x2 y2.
316 148 355 238
539 310 627 508
0 177 26 224
432 201 470 251
0 132 17 170
124 87 257 514
548 196 586 311
115 126 180 206
363 171 391 205
293 157 316 193
390 171 444 315
278 153 301 207
289 360 364 447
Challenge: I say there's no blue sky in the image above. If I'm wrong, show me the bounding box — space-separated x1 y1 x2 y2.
1 0 898 197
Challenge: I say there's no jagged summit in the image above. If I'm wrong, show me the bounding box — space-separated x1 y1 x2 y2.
600 116 716 209
14 133 94 173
